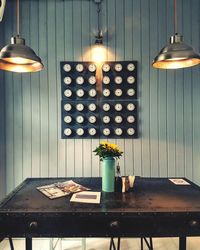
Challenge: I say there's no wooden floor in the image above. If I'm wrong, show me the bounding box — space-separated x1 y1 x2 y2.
1 237 200 250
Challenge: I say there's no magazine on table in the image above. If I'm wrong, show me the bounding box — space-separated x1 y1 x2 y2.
37 180 90 199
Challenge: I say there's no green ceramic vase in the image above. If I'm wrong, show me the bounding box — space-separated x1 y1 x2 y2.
102 157 115 192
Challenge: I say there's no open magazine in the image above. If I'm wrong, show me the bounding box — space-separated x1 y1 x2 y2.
37 180 90 199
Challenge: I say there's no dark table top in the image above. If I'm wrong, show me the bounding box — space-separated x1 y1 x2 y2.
1 177 200 214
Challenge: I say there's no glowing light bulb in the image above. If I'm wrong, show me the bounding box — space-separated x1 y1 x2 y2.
3 57 35 64
91 44 107 63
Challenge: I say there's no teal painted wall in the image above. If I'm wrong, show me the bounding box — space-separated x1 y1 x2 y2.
2 0 200 194
0 15 5 199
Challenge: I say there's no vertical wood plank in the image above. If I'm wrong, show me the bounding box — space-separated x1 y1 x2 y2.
90 0 97 50
149 0 159 177
141 0 150 177
5 1 14 193
124 0 134 176
175 0 184 177
166 0 176 177
91 139 100 177
107 0 116 59
73 0 83 177
175 68 184 177
30 0 41 177
191 0 200 184
39 0 49 177
106 0 124 175
115 0 124 60
175 76 184 178
82 0 92 177
13 1 28 186
21 0 32 180
0 68 5 197
132 0 142 176
13 73 23 186
0 17 5 199
103 0 116 159
47 0 58 177
90 0 100 177
157 0 168 177
101 0 107 49
105 0 117 166
124 0 132 59
64 0 75 177
182 0 193 180
56 0 65 177
115 0 125 176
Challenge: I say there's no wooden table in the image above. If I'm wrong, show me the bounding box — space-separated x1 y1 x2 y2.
1 177 200 250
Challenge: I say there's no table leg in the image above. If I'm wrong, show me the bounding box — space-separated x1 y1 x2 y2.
117 237 120 250
109 238 116 250
26 238 32 250
8 238 14 250
179 237 186 250
0 237 4 243
141 238 143 250
149 238 153 250
109 238 113 250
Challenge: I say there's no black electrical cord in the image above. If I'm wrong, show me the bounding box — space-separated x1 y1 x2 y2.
96 1 102 37
173 0 177 34
16 0 20 36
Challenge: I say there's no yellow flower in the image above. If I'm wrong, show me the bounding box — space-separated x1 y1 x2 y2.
93 141 123 161
100 141 107 146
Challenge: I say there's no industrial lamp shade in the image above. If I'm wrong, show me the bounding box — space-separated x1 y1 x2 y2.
0 36 44 73
152 34 200 69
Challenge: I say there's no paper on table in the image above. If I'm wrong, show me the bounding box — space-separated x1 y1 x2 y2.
37 180 90 199
70 191 101 204
37 184 69 199
169 178 190 185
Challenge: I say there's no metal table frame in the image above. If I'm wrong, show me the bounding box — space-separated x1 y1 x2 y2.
1 177 200 250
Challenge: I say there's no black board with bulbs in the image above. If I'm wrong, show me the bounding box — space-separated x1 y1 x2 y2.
101 62 137 99
60 61 138 139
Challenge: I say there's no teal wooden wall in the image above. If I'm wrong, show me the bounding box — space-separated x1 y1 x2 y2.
0 17 5 199
1 0 200 194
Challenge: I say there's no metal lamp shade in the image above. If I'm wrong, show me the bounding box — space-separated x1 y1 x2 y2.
0 36 44 73
152 34 200 69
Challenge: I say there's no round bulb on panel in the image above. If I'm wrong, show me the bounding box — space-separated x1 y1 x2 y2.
102 63 110 72
63 64 71 72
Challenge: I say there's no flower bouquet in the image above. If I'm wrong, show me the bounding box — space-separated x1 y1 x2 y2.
93 142 123 192
93 141 123 161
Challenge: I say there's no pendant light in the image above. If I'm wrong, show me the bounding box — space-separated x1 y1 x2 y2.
152 0 200 69
91 0 106 63
94 0 103 46
92 30 106 63
0 0 44 73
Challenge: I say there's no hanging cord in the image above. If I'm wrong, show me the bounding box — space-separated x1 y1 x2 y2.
96 2 101 37
16 0 20 36
173 0 177 34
